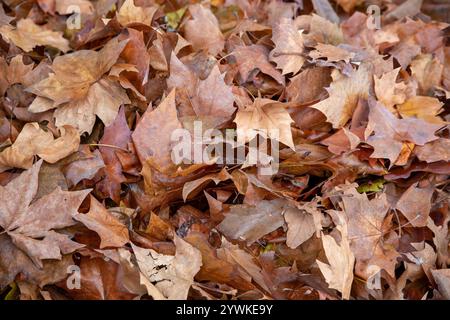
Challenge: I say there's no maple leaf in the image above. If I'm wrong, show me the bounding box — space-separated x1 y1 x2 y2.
74 196 129 249
234 98 295 150
311 65 370 128
0 19 69 52
0 123 79 172
316 224 355 300
365 99 443 164
335 0 364 13
0 160 89 288
269 18 305 76
397 96 444 123
183 4 225 56
27 37 130 133
132 236 202 300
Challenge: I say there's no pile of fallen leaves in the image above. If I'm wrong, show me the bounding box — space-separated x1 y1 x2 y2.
0 0 449 300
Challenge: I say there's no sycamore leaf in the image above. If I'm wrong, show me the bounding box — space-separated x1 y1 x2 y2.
131 90 182 171
232 45 285 85
316 225 354 300
74 196 129 249
132 236 202 300
284 207 316 249
0 19 69 52
269 18 305 76
217 199 287 244
0 160 89 287
309 43 355 63
374 68 407 110
167 53 235 128
183 4 224 56
182 169 231 201
311 65 370 128
0 123 79 172
415 138 450 163
27 37 129 134
365 99 443 164
234 98 295 149
395 183 433 227
0 55 34 96
397 96 444 123
117 0 157 27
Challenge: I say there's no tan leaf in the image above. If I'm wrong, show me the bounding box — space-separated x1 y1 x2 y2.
415 138 450 163
316 225 354 300
0 160 88 276
232 45 285 85
0 19 69 52
284 207 316 249
309 43 355 63
311 65 370 128
131 89 182 171
396 183 434 227
132 236 202 300
335 0 364 13
0 123 79 172
397 96 444 123
216 199 287 244
269 18 305 76
410 54 443 94
234 98 295 149
74 196 129 248
374 68 407 110
182 169 231 201
117 0 157 27
365 99 442 164
183 4 224 56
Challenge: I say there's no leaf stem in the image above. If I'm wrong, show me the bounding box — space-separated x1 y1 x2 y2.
88 143 129 152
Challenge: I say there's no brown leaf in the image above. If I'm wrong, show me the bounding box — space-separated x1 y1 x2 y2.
234 98 295 150
182 169 231 201
0 19 70 52
183 4 225 56
0 160 89 287
311 65 370 128
396 183 434 227
374 68 407 111
309 43 355 63
132 235 202 300
74 196 129 249
269 18 305 76
365 99 443 164
232 44 285 85
414 138 450 163
131 89 182 171
0 123 79 172
284 206 316 249
316 223 355 300
117 0 157 27
217 199 287 244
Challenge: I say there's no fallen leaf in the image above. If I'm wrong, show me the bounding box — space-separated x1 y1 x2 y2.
74 196 129 249
117 0 157 27
269 18 305 76
311 65 370 128
0 19 69 52
132 236 202 300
